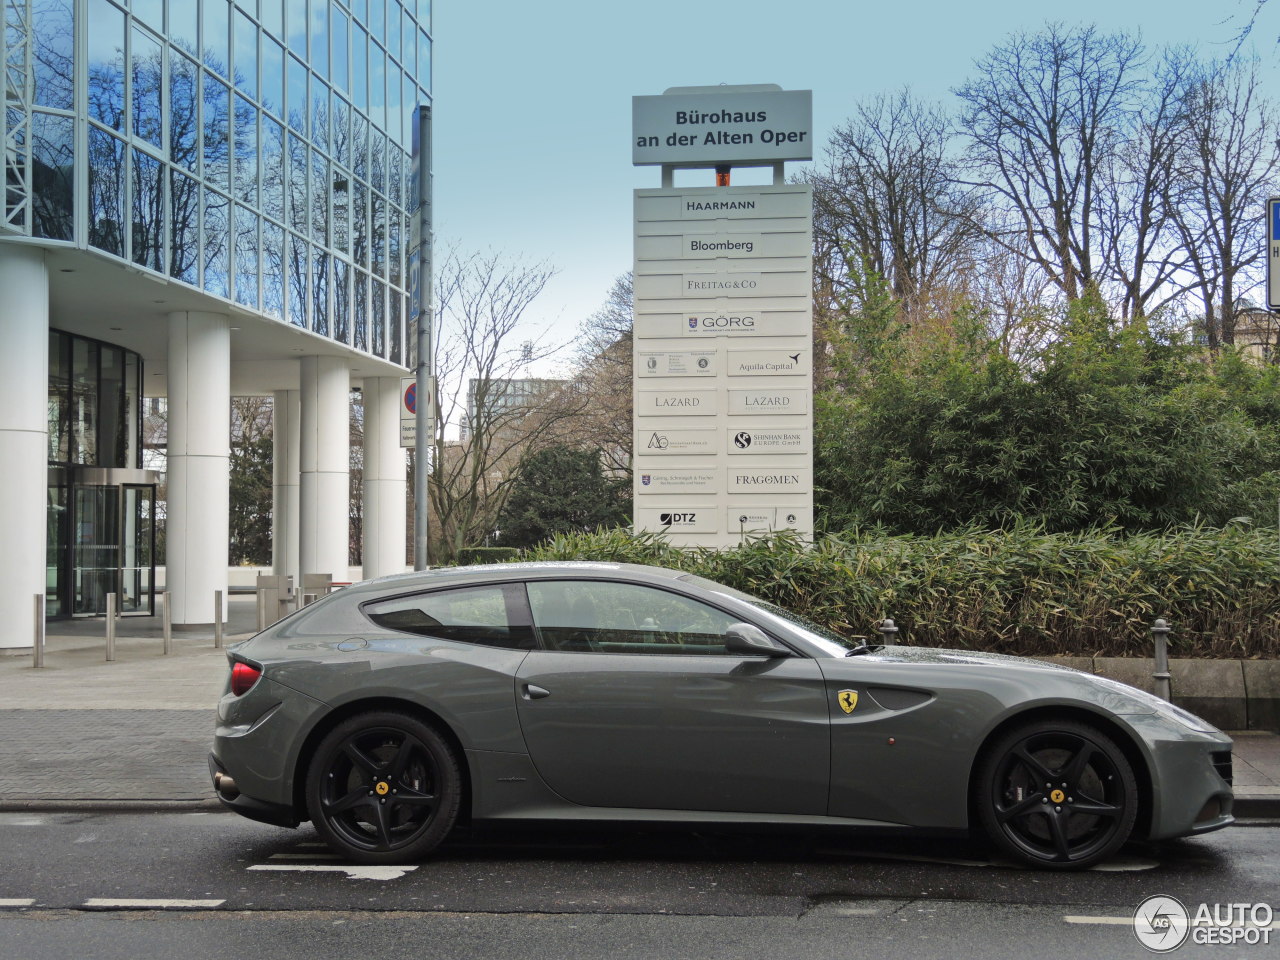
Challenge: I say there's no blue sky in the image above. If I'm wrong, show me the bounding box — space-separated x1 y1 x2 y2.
430 0 1278 374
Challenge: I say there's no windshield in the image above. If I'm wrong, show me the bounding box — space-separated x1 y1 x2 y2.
678 573 861 657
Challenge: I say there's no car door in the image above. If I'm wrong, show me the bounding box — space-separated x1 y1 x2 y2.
514 578 830 815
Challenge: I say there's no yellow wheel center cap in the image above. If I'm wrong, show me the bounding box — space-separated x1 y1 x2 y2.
375 781 390 796
1050 789 1065 803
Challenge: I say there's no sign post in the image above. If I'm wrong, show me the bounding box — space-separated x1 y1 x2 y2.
631 85 814 547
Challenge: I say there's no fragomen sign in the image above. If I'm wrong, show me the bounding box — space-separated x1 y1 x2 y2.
633 88 813 166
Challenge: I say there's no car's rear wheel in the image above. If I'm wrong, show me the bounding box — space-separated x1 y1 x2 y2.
975 719 1138 870
305 711 461 864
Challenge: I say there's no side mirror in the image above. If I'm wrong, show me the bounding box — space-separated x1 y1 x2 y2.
724 623 791 658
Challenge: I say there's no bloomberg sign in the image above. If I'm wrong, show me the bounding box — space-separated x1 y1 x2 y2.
631 84 814 547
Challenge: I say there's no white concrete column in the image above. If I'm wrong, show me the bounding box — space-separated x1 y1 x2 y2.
167 311 231 624
299 356 350 582
271 389 301 592
361 378 407 580
0 246 49 649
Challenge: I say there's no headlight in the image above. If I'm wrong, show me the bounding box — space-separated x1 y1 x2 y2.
1088 674 1221 734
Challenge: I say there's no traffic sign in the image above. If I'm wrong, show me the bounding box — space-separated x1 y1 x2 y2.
1268 198 1280 311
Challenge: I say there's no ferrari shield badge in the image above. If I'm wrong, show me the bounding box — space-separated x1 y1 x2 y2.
837 690 858 714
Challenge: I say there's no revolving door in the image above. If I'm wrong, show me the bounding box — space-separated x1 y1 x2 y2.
47 468 159 618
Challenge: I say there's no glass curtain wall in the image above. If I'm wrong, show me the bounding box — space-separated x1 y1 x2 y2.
55 0 432 366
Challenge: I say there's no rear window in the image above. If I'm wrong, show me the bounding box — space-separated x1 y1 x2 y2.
364 583 535 650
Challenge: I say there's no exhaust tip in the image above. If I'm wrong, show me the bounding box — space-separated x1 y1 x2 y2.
213 771 240 801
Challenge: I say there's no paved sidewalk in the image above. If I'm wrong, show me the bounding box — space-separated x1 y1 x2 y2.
0 598 1277 818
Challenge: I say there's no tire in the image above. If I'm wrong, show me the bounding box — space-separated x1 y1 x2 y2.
305 711 462 864
974 719 1138 870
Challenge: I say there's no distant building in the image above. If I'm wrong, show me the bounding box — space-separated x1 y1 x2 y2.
1 0 431 640
458 378 567 441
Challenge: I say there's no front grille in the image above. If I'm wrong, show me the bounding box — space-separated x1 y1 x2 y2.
1211 750 1233 786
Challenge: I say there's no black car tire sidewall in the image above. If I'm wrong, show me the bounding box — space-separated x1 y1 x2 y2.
305 710 461 864
975 718 1138 870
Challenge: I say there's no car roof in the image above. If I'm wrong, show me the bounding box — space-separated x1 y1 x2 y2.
337 560 690 600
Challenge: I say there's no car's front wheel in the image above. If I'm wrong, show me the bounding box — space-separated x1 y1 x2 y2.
974 719 1138 870
305 711 461 864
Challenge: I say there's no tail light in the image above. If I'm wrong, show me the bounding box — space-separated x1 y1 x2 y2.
230 661 263 696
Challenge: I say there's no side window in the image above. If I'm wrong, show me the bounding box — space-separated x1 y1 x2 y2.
364 583 535 650
526 580 741 655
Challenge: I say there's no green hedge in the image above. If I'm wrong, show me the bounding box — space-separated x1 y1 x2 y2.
519 524 1280 659
456 547 521 566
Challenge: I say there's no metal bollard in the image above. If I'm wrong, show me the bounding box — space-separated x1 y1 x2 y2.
33 594 45 669
1152 618 1172 701
105 592 117 662
162 591 172 655
214 589 224 649
878 617 899 646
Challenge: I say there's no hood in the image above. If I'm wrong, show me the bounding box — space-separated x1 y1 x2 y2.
865 645 1084 672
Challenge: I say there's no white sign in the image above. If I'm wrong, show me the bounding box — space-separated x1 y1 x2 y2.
634 506 718 534
637 351 717 377
634 271 808 300
633 310 809 340
637 428 717 455
632 88 813 166
727 429 810 455
727 468 812 493
635 231 809 261
636 389 718 416
729 508 776 531
399 376 434 448
632 149 814 546
727 349 809 377
635 469 718 495
727 389 809 416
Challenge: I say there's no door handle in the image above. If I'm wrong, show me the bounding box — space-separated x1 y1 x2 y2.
522 683 551 700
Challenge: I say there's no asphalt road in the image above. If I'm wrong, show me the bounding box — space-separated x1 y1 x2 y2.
1 812 1277 959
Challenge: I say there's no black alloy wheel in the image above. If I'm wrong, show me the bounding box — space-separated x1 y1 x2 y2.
305 711 461 864
975 719 1138 870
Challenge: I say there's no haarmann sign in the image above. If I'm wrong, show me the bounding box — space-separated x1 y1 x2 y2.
633 87 813 166
632 84 814 547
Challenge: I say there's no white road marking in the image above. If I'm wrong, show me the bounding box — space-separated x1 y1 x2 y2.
0 899 35 908
83 899 225 909
269 852 341 860
248 863 418 881
1065 916 1280 930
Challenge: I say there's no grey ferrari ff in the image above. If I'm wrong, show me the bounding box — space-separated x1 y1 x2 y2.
209 561 1234 870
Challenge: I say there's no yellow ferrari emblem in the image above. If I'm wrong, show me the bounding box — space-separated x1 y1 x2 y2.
837 690 859 714
1050 789 1065 803
375 781 390 796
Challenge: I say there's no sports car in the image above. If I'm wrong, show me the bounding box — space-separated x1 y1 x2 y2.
209 561 1234 869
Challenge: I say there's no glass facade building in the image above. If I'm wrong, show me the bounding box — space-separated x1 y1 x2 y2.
7 0 430 363
1 0 428 636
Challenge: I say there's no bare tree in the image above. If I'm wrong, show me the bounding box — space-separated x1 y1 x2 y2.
424 249 575 563
1097 47 1197 320
955 24 1146 304
1166 58 1279 349
811 90 981 321
556 273 634 475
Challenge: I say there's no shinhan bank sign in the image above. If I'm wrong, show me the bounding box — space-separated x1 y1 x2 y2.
1269 198 1280 310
